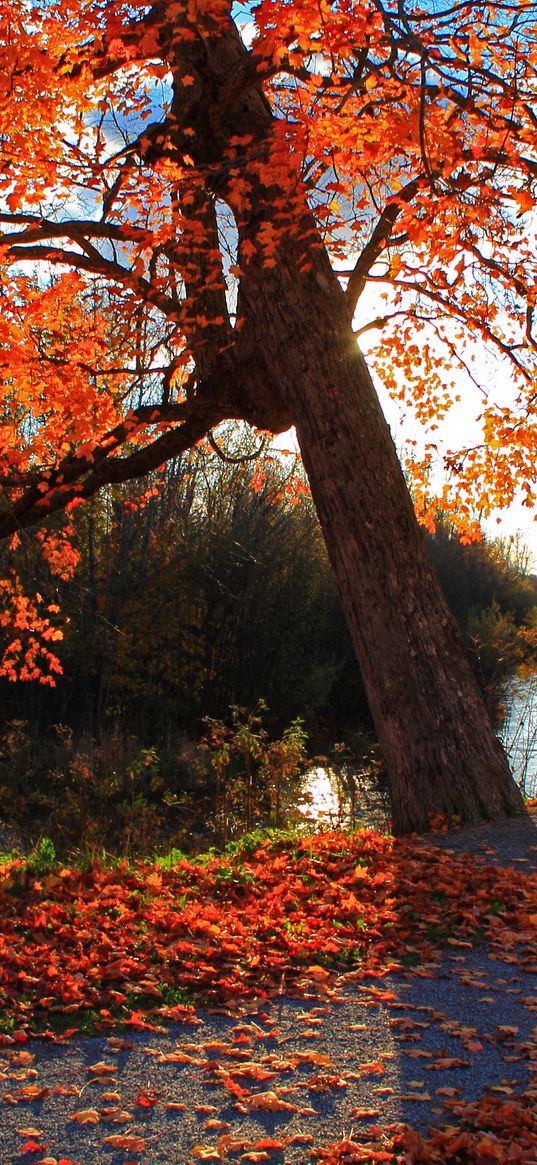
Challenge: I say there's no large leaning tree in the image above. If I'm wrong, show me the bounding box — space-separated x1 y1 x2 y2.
0 0 535 831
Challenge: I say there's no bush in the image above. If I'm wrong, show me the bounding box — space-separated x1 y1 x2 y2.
0 707 313 859
201 702 309 846
0 721 210 860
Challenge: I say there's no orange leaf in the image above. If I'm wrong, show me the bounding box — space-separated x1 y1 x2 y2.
359 1059 385 1075
102 1135 147 1151
243 1090 297 1112
88 1061 116 1075
136 1089 159 1107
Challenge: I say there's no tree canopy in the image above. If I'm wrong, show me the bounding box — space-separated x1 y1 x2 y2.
0 0 535 830
1 0 536 528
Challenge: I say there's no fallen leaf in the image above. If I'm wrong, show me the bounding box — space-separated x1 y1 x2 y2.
101 1107 132 1123
69 1109 100 1125
243 1090 296 1112
136 1089 158 1107
359 1059 385 1074
102 1135 146 1150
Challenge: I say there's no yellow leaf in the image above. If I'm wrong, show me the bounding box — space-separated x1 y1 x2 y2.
102 1135 146 1150
101 1108 133 1123
244 1090 296 1112
69 1109 100 1124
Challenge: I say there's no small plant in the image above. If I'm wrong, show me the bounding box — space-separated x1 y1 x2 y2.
201 703 310 846
0 849 21 867
157 983 194 1008
0 1012 16 1034
156 847 188 869
0 722 210 861
210 861 255 888
27 836 56 876
262 717 308 829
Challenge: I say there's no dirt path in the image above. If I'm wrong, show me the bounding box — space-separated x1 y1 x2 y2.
0 811 535 1164
418 804 537 873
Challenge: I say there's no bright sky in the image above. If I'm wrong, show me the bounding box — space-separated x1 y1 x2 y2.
374 383 537 568
229 13 537 568
354 275 537 569
276 285 537 570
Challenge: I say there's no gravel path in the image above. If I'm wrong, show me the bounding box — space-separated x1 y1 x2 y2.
418 804 537 873
0 810 535 1164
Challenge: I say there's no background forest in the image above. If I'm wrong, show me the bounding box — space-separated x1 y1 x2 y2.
1 429 536 858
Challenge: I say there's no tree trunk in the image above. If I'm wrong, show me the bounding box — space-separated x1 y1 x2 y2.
162 6 525 833
239 250 525 834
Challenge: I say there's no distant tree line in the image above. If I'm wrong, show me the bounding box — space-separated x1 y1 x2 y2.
1 427 536 748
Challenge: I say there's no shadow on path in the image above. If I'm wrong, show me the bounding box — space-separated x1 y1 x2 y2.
0 811 535 1163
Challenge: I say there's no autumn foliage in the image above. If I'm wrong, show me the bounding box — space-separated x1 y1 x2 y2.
0 829 535 1036
0 0 537 680
0 826 536 1161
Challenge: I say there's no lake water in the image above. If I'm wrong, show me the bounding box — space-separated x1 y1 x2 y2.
298 681 537 831
297 763 390 830
500 676 537 798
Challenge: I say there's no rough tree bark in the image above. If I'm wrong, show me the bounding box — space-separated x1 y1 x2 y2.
166 4 524 832
5 0 524 833
239 248 524 832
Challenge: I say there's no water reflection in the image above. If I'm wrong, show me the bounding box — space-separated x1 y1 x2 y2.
298 766 348 826
295 691 537 835
297 764 390 830
501 676 537 798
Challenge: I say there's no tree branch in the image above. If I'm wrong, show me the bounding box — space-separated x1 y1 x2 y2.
344 179 421 317
0 390 239 539
4 244 180 319
0 214 148 245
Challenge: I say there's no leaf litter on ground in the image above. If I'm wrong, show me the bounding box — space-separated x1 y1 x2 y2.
0 822 535 1162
